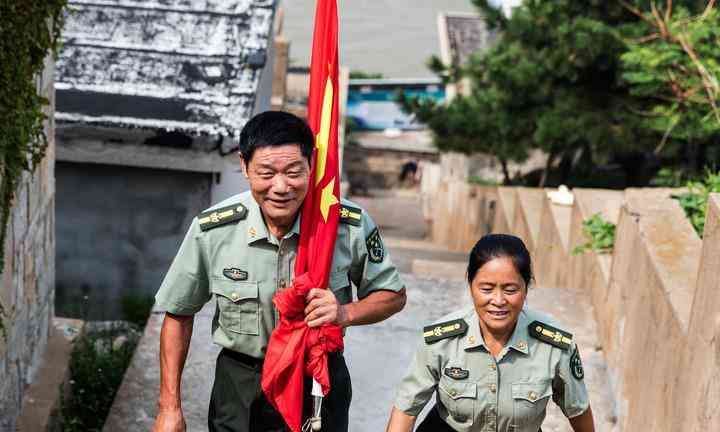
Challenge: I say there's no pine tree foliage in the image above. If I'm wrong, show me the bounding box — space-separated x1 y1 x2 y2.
621 2 720 144
402 0 717 185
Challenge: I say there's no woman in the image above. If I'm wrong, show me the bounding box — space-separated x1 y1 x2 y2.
386 234 595 432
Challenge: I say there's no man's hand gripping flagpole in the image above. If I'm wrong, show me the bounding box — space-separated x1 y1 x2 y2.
261 1 342 431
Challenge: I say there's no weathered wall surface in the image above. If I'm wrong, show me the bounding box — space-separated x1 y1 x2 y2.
55 162 211 320
421 171 719 429
0 56 56 431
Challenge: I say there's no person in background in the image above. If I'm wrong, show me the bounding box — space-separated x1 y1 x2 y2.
386 234 595 432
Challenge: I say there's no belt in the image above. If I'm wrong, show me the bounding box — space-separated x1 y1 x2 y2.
221 348 343 370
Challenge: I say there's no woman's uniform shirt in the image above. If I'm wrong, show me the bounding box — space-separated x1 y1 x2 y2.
394 307 589 432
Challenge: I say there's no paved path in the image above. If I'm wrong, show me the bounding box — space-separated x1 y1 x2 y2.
104 191 617 431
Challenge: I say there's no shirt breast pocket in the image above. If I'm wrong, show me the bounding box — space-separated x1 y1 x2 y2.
511 380 552 429
211 279 260 335
438 376 476 427
328 269 351 304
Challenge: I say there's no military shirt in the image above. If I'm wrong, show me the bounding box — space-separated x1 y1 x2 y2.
394 307 589 432
154 191 404 359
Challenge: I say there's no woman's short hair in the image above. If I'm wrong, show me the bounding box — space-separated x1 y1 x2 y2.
238 111 314 163
467 234 533 287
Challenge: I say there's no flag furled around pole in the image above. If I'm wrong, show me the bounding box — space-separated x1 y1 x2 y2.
261 1 342 431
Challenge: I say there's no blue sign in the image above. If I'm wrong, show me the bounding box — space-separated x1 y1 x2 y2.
347 81 445 131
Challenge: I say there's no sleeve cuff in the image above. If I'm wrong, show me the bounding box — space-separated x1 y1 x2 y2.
154 296 204 315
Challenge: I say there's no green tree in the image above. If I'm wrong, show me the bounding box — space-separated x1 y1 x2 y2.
404 0 710 187
620 1 720 173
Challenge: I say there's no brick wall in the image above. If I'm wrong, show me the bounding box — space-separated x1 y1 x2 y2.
0 55 55 431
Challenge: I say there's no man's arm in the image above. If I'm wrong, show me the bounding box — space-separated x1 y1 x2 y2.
305 288 406 328
569 406 595 432
152 312 194 432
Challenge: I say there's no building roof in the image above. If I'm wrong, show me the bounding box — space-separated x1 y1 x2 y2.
438 12 496 69
354 131 437 154
56 0 277 136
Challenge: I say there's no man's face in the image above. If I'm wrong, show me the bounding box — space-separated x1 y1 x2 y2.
242 143 310 230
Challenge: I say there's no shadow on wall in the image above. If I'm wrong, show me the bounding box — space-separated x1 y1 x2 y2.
55 162 212 320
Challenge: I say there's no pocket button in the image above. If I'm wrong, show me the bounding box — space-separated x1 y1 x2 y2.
528 391 537 402
231 292 239 301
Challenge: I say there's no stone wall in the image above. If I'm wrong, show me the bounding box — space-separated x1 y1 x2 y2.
0 55 56 431
421 173 720 429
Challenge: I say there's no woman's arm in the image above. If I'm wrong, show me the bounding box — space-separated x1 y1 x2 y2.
386 406 417 432
569 406 595 432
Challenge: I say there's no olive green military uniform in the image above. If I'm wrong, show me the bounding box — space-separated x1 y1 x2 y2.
394 307 589 432
155 190 404 431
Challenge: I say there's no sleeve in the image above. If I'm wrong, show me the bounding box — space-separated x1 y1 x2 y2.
349 209 404 299
552 342 590 418
394 338 440 416
154 217 211 315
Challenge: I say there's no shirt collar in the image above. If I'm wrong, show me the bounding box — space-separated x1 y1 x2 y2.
463 307 531 355
245 196 301 245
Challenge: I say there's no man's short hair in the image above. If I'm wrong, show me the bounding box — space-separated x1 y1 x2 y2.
238 111 314 163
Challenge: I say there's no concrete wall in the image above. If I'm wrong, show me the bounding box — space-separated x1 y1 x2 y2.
55 162 211 320
421 173 720 429
0 55 56 431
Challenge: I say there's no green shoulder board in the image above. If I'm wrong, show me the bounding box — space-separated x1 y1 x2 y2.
423 319 468 344
198 203 248 232
528 320 573 351
339 204 362 226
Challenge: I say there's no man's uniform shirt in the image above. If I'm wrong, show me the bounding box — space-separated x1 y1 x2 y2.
155 191 404 359
394 307 589 432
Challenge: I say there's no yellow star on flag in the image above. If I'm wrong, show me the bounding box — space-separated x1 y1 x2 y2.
320 177 339 222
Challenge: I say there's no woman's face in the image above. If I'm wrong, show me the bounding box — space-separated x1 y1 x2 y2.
470 256 527 339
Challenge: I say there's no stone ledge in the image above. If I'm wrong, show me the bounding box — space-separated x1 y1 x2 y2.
512 187 545 252
16 318 84 432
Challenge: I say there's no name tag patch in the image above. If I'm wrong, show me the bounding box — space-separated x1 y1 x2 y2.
444 367 469 380
223 268 248 281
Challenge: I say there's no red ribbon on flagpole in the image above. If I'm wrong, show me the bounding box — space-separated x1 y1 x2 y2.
261 1 342 431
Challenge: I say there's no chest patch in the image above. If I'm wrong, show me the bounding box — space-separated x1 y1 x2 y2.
223 268 248 281
366 227 385 263
570 347 584 380
444 367 469 380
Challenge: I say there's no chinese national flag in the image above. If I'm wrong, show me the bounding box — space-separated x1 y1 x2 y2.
261 1 342 431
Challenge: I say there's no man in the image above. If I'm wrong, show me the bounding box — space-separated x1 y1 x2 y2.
152 111 407 432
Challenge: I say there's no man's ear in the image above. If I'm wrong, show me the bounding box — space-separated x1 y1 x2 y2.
239 153 249 179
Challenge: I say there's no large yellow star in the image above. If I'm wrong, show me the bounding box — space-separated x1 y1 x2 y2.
320 177 339 223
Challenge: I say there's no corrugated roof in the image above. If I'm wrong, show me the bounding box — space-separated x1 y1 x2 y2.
56 0 277 136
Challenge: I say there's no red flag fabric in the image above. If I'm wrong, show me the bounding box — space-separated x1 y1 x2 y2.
261 1 342 431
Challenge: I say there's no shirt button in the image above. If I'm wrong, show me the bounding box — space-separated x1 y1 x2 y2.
280 280 286 288
449 389 457 397
490 363 497 370
489 383 497 393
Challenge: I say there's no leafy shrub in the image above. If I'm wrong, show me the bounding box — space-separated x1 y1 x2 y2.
572 214 616 255
61 327 138 432
673 170 720 237
120 293 155 327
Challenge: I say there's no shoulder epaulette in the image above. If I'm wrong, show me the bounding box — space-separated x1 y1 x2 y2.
528 320 572 351
339 204 362 226
198 203 247 231
423 319 468 344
